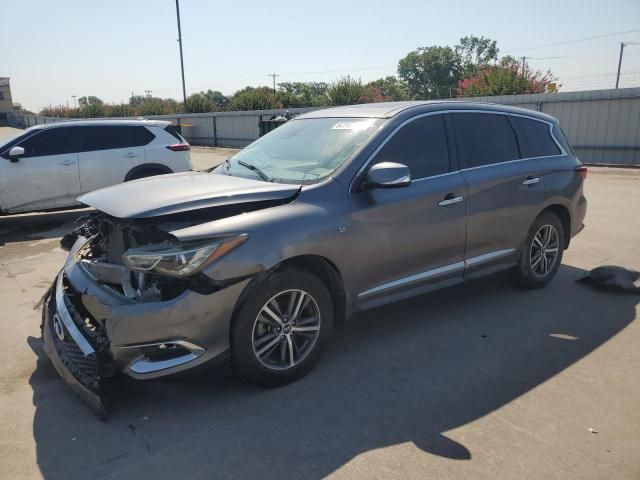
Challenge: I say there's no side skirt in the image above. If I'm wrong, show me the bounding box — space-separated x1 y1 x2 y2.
355 248 517 311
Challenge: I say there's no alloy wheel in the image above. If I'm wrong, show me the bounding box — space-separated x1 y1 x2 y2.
529 224 560 277
252 289 321 371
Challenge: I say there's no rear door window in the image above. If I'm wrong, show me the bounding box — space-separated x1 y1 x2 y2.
510 116 561 158
451 113 520 168
78 126 154 152
373 115 450 179
19 127 77 157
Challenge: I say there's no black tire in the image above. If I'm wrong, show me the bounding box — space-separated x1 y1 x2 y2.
125 169 168 181
231 267 334 387
511 211 565 289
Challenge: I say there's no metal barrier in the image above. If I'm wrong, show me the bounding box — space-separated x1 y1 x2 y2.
8 87 640 165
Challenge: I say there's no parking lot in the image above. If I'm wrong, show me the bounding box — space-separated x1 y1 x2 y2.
1 125 639 479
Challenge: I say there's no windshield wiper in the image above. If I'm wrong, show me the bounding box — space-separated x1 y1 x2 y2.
237 160 272 182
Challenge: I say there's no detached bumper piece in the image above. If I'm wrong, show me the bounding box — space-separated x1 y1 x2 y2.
42 274 114 419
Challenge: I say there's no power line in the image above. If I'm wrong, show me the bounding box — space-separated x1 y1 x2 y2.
282 65 395 76
528 52 640 63
507 28 640 53
559 69 640 79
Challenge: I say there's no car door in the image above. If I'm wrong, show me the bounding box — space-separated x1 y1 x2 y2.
0 126 81 212
450 112 547 277
77 125 150 193
347 113 468 308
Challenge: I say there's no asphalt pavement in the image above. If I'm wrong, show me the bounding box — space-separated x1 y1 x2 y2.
0 126 639 480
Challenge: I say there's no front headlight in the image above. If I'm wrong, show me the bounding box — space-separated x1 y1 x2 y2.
122 234 248 277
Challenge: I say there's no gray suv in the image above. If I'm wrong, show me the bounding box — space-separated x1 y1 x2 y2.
41 101 587 415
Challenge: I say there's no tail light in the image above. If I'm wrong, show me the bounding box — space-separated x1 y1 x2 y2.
575 166 588 180
167 143 190 152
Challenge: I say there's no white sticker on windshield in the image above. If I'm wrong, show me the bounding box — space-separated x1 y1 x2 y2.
331 119 376 132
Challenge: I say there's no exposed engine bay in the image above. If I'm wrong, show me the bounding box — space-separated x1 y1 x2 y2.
60 194 296 303
62 213 187 302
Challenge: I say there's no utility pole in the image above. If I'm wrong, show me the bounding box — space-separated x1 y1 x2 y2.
72 95 77 109
268 73 279 99
145 90 152 98
616 42 627 89
521 56 526 79
175 0 188 111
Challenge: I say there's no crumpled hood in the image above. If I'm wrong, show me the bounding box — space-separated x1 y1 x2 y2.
78 171 301 219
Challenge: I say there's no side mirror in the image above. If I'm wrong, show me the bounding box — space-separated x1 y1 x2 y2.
8 146 25 162
364 162 411 189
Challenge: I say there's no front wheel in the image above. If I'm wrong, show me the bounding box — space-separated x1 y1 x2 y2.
231 268 334 386
511 211 565 289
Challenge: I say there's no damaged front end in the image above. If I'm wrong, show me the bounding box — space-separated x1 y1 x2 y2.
42 272 114 418
65 207 260 296
42 209 262 417
63 213 203 302
40 173 302 417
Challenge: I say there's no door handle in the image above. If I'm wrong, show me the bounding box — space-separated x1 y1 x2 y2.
58 160 75 166
522 176 540 185
125 152 140 158
438 194 464 206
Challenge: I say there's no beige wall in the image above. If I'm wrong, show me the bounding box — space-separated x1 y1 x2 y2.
0 78 13 114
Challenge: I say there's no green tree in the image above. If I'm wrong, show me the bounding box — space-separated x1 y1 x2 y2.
455 35 499 77
106 103 134 117
185 92 214 113
134 97 179 116
327 76 367 106
204 90 229 111
77 96 106 117
278 82 330 108
39 105 71 117
129 95 146 109
397 46 461 99
230 86 282 110
365 76 409 101
186 90 230 112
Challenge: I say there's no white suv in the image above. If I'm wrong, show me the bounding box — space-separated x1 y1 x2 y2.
0 119 192 214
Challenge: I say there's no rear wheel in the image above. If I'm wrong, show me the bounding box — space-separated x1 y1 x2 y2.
231 268 333 386
511 211 565 289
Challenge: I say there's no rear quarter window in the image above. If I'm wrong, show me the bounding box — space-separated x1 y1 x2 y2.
164 125 185 142
510 116 561 158
130 126 155 146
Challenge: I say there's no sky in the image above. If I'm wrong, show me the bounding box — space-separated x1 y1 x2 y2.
2 0 640 112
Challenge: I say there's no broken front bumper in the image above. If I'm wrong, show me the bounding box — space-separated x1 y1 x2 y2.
42 274 111 418
41 243 250 414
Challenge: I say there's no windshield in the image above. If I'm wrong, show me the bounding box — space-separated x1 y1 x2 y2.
213 117 383 184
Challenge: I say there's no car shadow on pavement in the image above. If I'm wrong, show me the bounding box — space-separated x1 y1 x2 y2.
0 208 88 245
29 264 638 479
